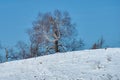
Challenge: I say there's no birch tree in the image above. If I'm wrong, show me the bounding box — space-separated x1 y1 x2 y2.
28 10 76 56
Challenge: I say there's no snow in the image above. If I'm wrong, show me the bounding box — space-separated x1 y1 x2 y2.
0 48 120 80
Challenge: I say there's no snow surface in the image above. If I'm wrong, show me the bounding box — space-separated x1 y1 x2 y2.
0 48 120 80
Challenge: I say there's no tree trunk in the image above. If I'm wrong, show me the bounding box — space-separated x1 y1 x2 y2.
5 48 8 61
54 40 59 53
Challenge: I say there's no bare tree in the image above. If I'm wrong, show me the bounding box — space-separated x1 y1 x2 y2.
27 30 41 57
0 42 9 62
0 42 2 49
0 42 3 62
28 10 76 56
91 37 105 49
16 41 29 59
5 48 9 61
8 48 19 60
0 55 2 63
65 38 84 51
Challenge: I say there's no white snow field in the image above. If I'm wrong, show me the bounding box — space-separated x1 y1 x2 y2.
0 48 120 80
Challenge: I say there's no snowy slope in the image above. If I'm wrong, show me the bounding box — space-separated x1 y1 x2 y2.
0 48 120 80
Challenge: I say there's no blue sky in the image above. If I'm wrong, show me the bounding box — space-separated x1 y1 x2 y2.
0 0 120 48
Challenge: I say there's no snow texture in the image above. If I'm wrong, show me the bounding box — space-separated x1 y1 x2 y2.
0 48 120 80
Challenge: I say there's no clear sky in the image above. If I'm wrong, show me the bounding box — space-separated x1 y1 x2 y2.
0 0 120 48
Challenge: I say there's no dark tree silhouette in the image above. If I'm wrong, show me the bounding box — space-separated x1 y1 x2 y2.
91 37 105 49
16 41 30 59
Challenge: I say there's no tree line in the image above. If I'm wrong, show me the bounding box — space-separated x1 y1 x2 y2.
0 10 105 63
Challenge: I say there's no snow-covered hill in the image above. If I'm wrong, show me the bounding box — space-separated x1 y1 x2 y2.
0 48 120 80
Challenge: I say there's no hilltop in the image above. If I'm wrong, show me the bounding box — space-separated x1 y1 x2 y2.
0 48 120 80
